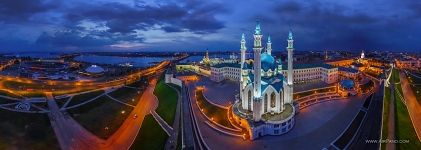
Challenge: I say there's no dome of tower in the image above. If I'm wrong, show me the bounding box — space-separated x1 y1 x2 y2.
261 53 276 71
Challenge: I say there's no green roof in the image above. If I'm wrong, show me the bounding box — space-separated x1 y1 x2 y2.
212 63 241 68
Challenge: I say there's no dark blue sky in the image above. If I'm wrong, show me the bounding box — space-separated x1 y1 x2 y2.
0 0 420 52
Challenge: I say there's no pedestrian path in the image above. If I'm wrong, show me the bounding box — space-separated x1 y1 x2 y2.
105 94 136 107
399 72 421 141
151 110 174 136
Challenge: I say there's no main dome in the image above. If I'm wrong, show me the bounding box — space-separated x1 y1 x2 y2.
261 53 276 71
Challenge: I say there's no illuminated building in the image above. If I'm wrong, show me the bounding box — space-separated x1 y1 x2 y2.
231 22 295 140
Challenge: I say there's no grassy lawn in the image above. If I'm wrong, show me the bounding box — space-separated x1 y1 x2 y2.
196 89 235 128
68 95 133 139
392 69 401 83
67 90 104 107
129 115 168 150
154 79 178 125
55 97 69 108
0 97 19 104
127 77 148 88
108 87 143 106
381 86 391 150
0 109 60 150
394 89 421 149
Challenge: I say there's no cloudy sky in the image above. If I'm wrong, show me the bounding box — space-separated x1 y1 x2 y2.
0 0 420 52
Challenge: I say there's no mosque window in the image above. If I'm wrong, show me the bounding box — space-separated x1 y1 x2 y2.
248 90 252 110
264 94 268 112
270 92 276 108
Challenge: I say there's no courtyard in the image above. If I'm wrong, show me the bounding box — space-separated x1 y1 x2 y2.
190 76 369 149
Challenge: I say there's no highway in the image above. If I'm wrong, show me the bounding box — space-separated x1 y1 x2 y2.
182 82 209 150
0 60 169 96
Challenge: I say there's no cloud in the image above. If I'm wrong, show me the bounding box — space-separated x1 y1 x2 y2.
0 0 56 22
65 1 226 34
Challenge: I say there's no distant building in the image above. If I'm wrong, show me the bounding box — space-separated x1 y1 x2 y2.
210 63 241 82
80 65 105 77
338 67 360 80
396 58 421 71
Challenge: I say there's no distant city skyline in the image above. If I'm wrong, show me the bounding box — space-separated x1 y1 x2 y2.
1 0 421 52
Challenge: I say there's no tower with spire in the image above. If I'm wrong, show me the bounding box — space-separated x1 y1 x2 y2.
266 36 272 55
252 21 263 121
285 30 294 104
240 33 247 101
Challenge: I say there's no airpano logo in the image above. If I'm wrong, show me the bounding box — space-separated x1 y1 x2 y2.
365 139 410 144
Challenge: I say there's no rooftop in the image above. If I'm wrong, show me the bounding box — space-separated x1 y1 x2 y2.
338 67 359 73
211 63 241 68
282 63 335 70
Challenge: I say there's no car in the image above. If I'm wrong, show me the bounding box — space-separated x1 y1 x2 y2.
133 114 138 119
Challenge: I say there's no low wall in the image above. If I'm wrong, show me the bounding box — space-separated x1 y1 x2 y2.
165 74 182 87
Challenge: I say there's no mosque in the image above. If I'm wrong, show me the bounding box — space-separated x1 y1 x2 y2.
231 22 295 140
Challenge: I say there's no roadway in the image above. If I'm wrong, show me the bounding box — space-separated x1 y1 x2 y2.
399 71 421 141
47 78 160 150
182 82 209 150
0 61 169 96
347 82 384 150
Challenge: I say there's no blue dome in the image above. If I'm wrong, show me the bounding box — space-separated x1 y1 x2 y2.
261 53 276 71
340 79 355 90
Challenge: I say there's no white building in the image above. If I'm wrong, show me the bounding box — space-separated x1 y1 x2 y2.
396 58 421 71
231 22 295 140
211 63 338 84
210 63 241 82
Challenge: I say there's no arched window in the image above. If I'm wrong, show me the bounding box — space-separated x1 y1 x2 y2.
248 90 252 110
271 92 276 108
279 92 283 111
264 94 268 113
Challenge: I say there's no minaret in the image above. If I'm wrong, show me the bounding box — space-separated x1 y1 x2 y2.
253 22 263 98
267 36 272 55
240 33 247 67
287 31 294 85
253 21 263 121
285 30 294 104
240 33 247 107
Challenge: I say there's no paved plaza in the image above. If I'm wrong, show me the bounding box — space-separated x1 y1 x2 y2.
189 78 368 149
196 77 239 107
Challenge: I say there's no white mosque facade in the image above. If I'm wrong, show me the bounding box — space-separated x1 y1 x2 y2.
231 22 295 140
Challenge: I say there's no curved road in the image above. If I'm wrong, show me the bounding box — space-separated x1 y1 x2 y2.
47 79 159 150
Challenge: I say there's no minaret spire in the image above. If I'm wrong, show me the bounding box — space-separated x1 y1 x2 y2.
266 36 272 55
255 21 261 35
